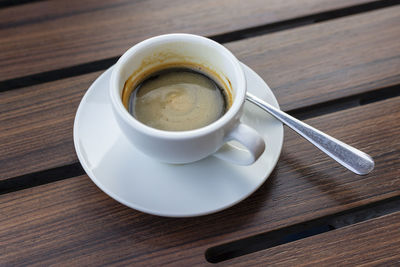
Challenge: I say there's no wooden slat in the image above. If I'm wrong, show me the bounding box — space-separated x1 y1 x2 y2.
228 5 400 111
1 97 399 265
0 0 377 80
224 212 400 266
0 72 100 180
1 6 399 180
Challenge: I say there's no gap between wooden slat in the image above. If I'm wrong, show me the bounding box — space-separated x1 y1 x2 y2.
205 195 400 263
0 57 117 93
0 0 398 91
0 0 43 9
0 163 84 194
289 84 400 120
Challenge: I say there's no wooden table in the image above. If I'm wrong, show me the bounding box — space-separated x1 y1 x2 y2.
1 0 400 265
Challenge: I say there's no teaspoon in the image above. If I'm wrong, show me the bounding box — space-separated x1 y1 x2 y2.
246 92 374 175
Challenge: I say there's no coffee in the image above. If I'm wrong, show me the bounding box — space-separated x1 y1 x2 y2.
123 67 231 131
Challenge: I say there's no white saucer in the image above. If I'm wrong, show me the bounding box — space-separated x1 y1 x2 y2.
73 63 283 217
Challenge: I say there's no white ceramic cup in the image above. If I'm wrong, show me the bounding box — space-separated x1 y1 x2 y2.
110 33 265 165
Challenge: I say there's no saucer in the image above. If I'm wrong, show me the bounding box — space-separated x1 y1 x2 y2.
73 63 283 217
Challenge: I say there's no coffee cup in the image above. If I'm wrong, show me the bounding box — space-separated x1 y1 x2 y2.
110 33 265 165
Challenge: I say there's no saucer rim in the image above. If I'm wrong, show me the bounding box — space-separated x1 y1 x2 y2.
73 63 283 217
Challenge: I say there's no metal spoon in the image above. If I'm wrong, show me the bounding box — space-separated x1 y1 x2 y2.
246 92 374 175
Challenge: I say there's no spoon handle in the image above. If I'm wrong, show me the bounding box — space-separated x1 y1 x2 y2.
246 92 374 175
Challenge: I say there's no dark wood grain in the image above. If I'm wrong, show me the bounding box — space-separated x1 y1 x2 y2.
228 5 400 111
0 0 377 80
0 72 100 180
1 6 399 180
223 212 400 266
1 97 399 265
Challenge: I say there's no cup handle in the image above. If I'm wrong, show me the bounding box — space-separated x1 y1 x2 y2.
213 122 265 165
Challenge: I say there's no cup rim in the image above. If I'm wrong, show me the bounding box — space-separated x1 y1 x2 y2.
110 33 246 140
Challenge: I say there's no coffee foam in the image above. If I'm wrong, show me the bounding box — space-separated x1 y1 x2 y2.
132 70 226 131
